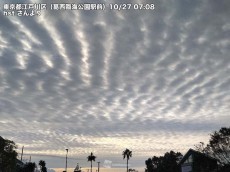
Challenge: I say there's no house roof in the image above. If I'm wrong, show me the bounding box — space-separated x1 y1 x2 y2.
179 149 217 165
16 159 24 166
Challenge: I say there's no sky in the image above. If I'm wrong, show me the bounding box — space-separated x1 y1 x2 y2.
0 0 230 170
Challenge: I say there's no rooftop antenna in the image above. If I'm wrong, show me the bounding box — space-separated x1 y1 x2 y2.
21 146 24 161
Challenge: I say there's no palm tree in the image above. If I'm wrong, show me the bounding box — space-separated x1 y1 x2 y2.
87 152 96 172
123 148 132 172
39 160 47 172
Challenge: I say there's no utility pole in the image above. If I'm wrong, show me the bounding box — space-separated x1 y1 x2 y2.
97 162 100 172
21 146 24 161
65 149 68 172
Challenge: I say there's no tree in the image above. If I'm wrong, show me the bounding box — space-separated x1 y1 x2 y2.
161 151 182 172
0 136 18 172
122 148 132 172
195 127 230 171
87 152 96 172
16 162 37 172
208 127 230 165
145 158 154 172
39 160 47 172
145 151 182 172
23 162 36 172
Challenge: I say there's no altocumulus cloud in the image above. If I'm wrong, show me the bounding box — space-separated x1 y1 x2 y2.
0 0 230 169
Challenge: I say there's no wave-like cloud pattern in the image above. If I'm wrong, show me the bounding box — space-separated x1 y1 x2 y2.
0 0 230 168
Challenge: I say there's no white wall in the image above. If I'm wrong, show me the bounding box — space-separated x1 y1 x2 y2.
181 165 192 172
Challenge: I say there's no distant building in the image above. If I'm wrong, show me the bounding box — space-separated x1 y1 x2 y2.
74 163 82 172
179 149 218 172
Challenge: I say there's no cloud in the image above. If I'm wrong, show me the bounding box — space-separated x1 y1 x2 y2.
0 0 229 169
47 169 55 172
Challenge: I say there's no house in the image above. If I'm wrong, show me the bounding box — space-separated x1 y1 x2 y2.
16 159 25 169
179 149 218 172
